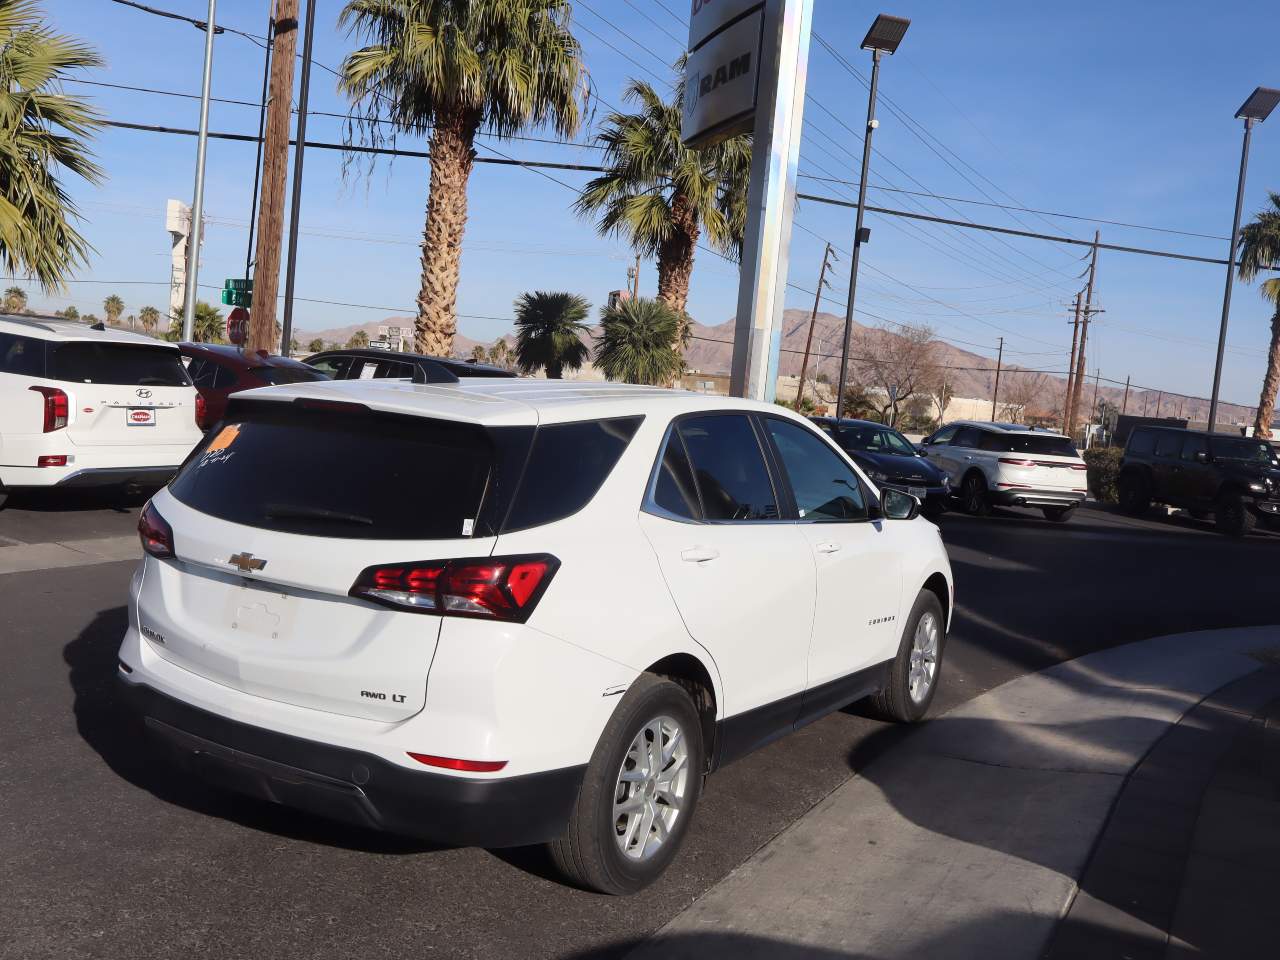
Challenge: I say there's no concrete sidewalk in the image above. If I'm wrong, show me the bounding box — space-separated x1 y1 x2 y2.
0 535 139 575
629 627 1280 960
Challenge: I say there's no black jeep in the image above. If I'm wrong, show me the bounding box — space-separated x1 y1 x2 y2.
1117 426 1280 536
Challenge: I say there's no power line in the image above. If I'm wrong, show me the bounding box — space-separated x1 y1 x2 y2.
620 0 686 45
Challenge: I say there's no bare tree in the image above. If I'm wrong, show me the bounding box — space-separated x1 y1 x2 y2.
852 324 937 427
999 371 1050 420
922 364 955 427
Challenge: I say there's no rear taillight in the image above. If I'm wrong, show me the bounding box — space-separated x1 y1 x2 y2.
138 502 175 559
350 554 559 622
36 455 67 467
406 753 508 773
998 458 1036 467
194 393 207 427
1070 463 1088 471
29 386 68 432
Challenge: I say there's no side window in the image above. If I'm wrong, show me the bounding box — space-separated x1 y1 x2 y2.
929 425 959 446
650 429 702 520
210 363 238 390
765 419 867 522
678 414 779 521
1181 434 1208 462
374 360 413 379
185 357 209 385
1154 432 1182 459
502 417 642 531
306 356 350 379
952 427 982 449
1127 429 1155 456
0 332 45 376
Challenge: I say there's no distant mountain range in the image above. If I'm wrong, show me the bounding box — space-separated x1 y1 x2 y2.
296 310 1257 426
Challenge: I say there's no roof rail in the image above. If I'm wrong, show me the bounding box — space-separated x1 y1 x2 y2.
0 314 57 333
411 359 460 385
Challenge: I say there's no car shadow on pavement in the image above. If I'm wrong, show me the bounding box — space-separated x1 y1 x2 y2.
4 486 155 514
63 605 450 856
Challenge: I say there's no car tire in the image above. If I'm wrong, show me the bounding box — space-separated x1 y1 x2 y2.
869 590 946 724
1189 508 1210 521
0 485 7 511
961 473 991 516
1215 494 1257 538
1117 473 1151 515
1042 506 1074 523
550 673 704 895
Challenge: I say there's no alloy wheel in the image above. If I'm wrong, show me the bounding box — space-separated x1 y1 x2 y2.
908 612 940 703
612 715 689 862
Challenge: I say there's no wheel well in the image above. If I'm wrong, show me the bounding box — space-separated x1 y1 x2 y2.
646 653 717 771
962 467 986 487
922 573 950 628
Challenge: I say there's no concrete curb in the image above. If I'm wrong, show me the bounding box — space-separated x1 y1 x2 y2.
0 535 139 575
628 627 1280 960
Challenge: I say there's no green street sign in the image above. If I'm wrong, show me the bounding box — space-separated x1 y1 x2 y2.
223 277 253 292
221 288 252 307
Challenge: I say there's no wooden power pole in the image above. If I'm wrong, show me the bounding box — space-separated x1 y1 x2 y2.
1063 294 1081 432
248 0 297 354
1069 231 1101 437
990 337 1004 420
797 243 836 410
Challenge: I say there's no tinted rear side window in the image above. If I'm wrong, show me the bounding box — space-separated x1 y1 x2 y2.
679 414 778 521
170 405 494 540
0 332 45 375
977 432 1078 456
50 342 190 386
252 365 329 385
1154 432 1183 458
502 417 642 532
1127 430 1155 456
651 429 702 520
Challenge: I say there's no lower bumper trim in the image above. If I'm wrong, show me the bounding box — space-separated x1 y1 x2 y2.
56 466 182 489
119 676 585 848
991 488 1087 508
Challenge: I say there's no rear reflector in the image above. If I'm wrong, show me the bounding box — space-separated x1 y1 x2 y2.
36 455 67 467
29 386 69 432
138 502 175 559
350 554 559 622
406 753 508 773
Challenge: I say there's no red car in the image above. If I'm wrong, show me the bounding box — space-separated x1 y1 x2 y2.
179 343 330 430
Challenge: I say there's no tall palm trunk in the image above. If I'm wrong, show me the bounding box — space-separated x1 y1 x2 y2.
656 192 698 315
416 108 478 356
1253 306 1280 439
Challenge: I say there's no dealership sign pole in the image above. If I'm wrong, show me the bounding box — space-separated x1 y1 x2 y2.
683 0 814 402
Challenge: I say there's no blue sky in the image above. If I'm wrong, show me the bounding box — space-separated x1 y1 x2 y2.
41 0 1280 407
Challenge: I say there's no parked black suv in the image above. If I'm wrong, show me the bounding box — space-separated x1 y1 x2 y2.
1117 426 1280 536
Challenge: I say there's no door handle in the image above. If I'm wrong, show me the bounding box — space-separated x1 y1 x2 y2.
815 541 842 554
680 546 720 563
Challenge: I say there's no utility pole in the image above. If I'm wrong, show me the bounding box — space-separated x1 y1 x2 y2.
1121 375 1130 415
248 0 297 354
1091 368 1101 423
1069 231 1101 438
633 254 641 300
280 0 318 356
990 337 1004 420
1154 391 1163 418
180 0 217 342
1063 293 1081 432
244 4 275 283
797 242 836 410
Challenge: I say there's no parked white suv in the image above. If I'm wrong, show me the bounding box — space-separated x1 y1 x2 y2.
117 372 953 893
0 315 204 507
921 420 1088 521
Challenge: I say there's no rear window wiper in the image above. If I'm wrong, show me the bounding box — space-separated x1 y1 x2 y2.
263 504 374 525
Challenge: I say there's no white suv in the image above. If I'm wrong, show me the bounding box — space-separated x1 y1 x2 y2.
921 420 1088 521
116 371 953 893
0 315 204 507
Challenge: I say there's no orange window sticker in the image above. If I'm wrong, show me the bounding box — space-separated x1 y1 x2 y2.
206 424 241 452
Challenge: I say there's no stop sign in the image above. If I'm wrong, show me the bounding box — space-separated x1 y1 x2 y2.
226 306 249 345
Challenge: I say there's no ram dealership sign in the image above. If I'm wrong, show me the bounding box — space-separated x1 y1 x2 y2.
682 0 765 147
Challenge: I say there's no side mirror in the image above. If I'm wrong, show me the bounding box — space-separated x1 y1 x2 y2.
881 487 921 521
1194 451 1209 464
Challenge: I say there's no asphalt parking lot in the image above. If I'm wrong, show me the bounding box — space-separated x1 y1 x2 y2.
2 497 1276 960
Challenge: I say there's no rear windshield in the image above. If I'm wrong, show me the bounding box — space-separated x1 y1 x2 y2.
169 404 493 540
977 431 1078 457
251 365 330 385
50 342 190 386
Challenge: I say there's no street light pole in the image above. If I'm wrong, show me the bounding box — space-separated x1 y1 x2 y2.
180 0 217 342
835 14 908 420
1208 86 1279 432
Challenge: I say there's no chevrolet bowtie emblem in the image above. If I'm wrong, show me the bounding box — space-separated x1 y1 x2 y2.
228 552 266 573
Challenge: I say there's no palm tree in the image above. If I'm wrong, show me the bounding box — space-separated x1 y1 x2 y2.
486 339 511 369
0 2 102 289
138 305 160 335
339 0 587 356
124 313 136 329
1239 193 1280 439
594 297 683 386
348 329 369 348
57 305 78 320
470 344 487 363
2 285 26 313
103 293 124 325
308 337 325 353
576 72 751 316
513 291 589 379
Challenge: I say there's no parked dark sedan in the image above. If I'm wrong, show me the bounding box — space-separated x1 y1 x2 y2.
810 416 950 517
180 343 330 430
302 347 515 382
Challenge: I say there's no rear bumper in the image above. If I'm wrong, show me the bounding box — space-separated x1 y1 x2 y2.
117 675 585 848
990 487 1087 508
57 465 182 488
